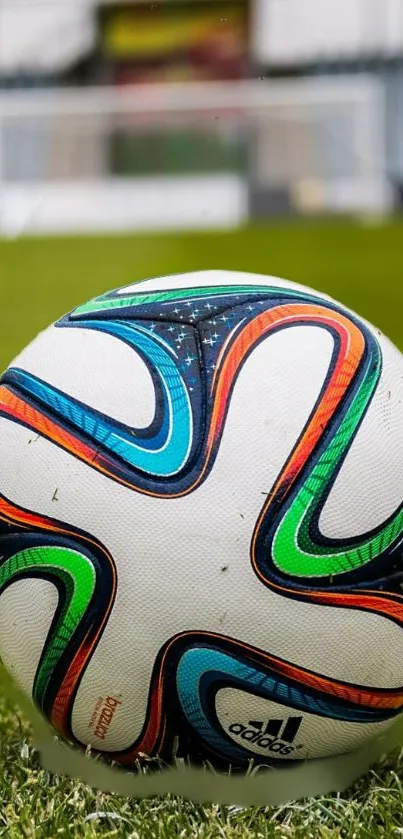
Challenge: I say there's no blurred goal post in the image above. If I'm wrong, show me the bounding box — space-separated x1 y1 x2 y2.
0 75 390 237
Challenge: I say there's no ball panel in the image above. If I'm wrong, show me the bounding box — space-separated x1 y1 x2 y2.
11 324 156 429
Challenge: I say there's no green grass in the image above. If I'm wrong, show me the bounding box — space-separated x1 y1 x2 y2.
2 704 403 839
0 220 402 837
1 219 402 371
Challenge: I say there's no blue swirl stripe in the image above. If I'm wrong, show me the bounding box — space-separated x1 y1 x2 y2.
176 647 392 763
8 321 193 478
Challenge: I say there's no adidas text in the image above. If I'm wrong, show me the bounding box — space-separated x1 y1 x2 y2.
228 716 302 756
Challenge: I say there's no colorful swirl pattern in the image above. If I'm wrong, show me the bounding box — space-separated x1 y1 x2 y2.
0 281 402 767
0 495 117 739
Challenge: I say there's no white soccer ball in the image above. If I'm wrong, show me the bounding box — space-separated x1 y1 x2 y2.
0 270 402 768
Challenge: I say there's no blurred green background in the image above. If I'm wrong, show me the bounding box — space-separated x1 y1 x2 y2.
1 219 402 373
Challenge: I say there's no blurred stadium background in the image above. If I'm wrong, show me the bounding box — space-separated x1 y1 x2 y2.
0 0 402 371
1 0 403 236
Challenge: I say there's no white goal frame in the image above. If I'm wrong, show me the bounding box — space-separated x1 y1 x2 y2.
0 76 389 236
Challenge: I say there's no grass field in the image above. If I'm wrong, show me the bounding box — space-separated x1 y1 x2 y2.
0 220 402 838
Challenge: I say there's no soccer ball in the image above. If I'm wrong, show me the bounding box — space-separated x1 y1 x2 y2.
0 269 402 769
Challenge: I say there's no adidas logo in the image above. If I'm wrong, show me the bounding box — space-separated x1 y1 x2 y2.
228 716 303 756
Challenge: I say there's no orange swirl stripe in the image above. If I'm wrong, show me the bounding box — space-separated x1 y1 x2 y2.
210 304 365 503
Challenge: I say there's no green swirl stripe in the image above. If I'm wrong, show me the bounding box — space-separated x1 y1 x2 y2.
0 546 96 706
71 284 312 318
272 347 403 577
